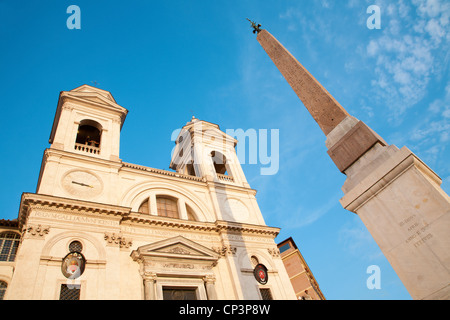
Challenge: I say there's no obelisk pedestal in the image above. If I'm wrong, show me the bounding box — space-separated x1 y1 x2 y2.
331 121 450 300
255 27 450 299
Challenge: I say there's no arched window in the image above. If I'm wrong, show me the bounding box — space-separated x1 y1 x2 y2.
138 199 150 214
75 120 102 154
211 151 228 175
69 240 83 253
137 197 198 221
251 255 259 268
211 151 234 183
0 281 7 300
156 196 179 219
186 161 196 176
0 232 20 262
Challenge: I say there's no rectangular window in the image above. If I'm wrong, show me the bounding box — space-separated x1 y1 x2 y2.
0 240 12 261
59 284 81 300
0 281 7 300
260 288 273 300
279 243 291 254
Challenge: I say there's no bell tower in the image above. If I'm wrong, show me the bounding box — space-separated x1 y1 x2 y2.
48 84 128 161
170 117 250 188
36 85 128 201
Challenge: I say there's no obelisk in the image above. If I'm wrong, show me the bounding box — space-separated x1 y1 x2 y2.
250 21 450 300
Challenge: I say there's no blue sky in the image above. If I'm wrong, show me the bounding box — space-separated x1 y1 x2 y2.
0 0 448 300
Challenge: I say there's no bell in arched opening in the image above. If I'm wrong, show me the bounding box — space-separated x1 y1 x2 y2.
74 120 102 155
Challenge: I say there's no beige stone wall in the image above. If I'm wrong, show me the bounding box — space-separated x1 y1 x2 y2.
5 202 295 299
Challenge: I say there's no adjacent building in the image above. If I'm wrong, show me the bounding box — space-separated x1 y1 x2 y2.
278 237 325 300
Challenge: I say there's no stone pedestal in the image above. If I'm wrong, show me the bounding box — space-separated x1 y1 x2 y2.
339 142 450 300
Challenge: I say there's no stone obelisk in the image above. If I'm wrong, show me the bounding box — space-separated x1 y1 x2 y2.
251 22 450 300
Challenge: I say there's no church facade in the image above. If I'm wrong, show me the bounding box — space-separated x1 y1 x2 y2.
0 85 296 300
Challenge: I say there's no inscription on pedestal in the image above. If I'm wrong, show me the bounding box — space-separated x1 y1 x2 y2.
398 215 434 248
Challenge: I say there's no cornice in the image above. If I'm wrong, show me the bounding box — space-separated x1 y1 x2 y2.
17 194 279 238
18 193 131 229
215 220 280 237
123 161 257 194
207 180 258 195
122 214 279 237
0 219 19 228
121 162 206 184
60 92 128 119
123 213 217 232
44 148 123 167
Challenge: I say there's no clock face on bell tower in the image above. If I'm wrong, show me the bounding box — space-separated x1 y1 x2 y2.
61 170 103 199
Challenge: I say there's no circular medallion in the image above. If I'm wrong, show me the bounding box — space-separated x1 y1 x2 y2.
254 264 268 285
61 252 86 279
61 170 103 198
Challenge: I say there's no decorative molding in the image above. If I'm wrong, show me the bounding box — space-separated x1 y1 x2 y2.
143 272 158 282
23 224 50 238
132 236 220 276
158 245 193 255
203 275 216 284
104 232 132 249
18 193 131 229
61 104 74 111
267 247 280 258
18 195 280 241
215 221 280 237
40 231 107 261
122 162 206 182
123 215 280 238
213 245 237 257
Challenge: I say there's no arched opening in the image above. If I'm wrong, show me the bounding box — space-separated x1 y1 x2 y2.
211 151 234 183
186 161 196 176
211 151 229 175
138 199 150 214
186 204 197 221
250 255 259 268
75 120 102 154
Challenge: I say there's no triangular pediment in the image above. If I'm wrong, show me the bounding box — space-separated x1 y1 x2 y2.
65 85 127 114
132 236 219 261
70 84 117 103
65 91 127 112
153 243 207 256
71 94 110 106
